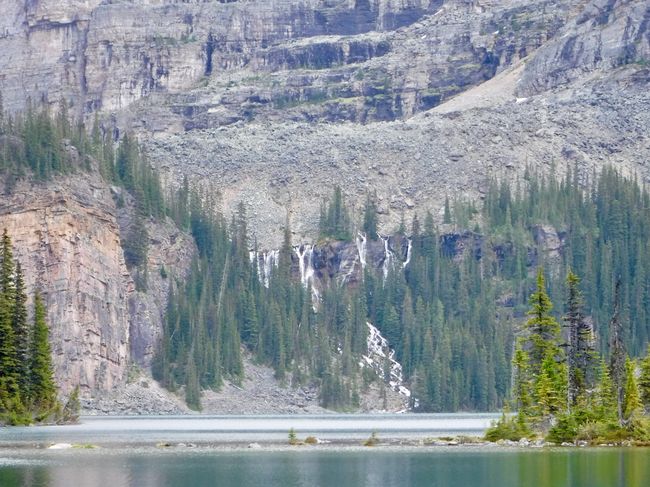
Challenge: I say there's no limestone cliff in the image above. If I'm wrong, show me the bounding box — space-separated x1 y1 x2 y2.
0 172 131 395
0 170 194 396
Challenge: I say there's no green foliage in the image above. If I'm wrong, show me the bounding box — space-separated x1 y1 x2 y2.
547 414 579 444
288 428 299 445
362 192 378 239
484 413 531 442
443 196 452 224
565 270 596 406
640 345 650 411
363 431 380 446
524 269 562 375
60 386 80 424
623 357 642 420
29 292 57 412
319 186 352 241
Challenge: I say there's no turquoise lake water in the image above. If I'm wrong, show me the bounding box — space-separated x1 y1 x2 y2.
1 415 649 486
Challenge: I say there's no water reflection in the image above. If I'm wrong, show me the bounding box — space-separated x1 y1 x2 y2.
1 449 649 487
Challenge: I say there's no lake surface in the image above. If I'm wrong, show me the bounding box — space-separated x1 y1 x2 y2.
1 415 649 487
0 414 499 445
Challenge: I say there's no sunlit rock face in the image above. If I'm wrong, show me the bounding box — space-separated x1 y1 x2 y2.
0 169 195 395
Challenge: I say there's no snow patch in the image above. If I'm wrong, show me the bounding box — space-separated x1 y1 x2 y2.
360 322 413 404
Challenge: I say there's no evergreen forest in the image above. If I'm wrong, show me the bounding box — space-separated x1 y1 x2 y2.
2 106 650 420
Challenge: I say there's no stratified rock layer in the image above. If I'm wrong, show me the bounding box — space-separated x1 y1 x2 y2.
0 173 131 394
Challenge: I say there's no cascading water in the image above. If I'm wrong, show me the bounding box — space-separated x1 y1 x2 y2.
355 232 367 271
379 234 394 280
262 250 279 288
294 244 314 287
403 238 412 269
294 244 319 301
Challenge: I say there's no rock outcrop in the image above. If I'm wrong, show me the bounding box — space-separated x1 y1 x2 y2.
0 170 194 395
0 172 132 395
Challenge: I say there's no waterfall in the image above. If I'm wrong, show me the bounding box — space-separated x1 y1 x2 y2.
355 232 367 271
262 250 279 288
402 238 412 269
294 244 321 304
294 244 315 287
379 234 394 280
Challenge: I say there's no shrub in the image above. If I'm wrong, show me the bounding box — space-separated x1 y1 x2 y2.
547 415 578 444
484 413 531 442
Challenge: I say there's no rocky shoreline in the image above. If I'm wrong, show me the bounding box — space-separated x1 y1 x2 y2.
5 436 647 452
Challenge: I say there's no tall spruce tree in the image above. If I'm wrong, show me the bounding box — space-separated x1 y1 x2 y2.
623 357 642 421
525 268 562 375
29 292 57 411
12 262 30 402
564 270 594 406
362 192 378 240
609 278 626 426
640 344 650 412
0 229 19 403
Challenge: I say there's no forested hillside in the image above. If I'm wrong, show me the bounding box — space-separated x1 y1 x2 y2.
2 107 650 414
153 160 650 412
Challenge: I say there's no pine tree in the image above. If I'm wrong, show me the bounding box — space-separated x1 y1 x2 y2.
640 344 650 411
29 292 57 412
623 357 641 421
184 355 201 410
609 279 626 426
0 229 19 404
564 270 594 406
595 359 617 421
362 192 378 240
12 262 30 402
525 268 562 375
512 346 532 417
443 196 452 224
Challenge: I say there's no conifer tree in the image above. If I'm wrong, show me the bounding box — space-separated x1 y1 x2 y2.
362 192 378 240
29 292 57 411
595 359 617 421
443 196 452 224
12 262 30 401
0 229 19 403
525 268 562 375
609 279 626 425
623 357 641 421
640 344 650 411
512 347 532 417
564 270 594 406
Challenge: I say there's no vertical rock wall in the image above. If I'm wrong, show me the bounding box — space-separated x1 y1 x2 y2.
0 173 131 395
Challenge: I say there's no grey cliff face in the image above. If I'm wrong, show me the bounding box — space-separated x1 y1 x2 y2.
0 168 195 395
0 171 131 395
0 0 439 117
